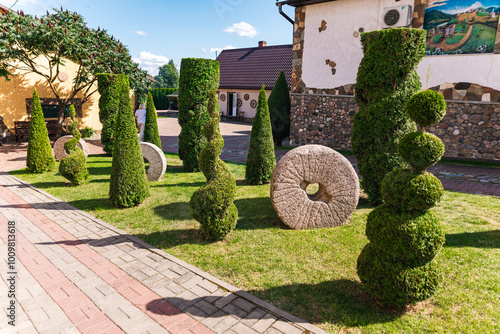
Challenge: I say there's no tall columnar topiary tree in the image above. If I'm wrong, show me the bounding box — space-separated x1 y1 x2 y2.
59 105 89 185
357 89 447 308
352 28 426 205
246 85 276 185
26 88 55 173
143 93 162 150
268 70 291 146
97 74 128 155
190 90 238 240
178 58 220 172
109 76 150 207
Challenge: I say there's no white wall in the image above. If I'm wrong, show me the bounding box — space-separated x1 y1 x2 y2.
301 0 500 91
218 89 271 119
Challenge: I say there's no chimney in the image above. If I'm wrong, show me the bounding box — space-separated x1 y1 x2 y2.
258 41 267 47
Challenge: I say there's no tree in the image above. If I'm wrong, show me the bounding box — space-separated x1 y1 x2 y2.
246 85 276 185
268 70 291 146
178 58 219 172
152 59 179 88
190 90 238 240
0 9 149 133
144 92 162 150
109 76 150 207
26 88 55 173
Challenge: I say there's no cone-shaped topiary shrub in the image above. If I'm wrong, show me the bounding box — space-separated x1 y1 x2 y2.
143 92 162 150
59 105 89 186
357 89 447 308
98 74 128 156
26 88 55 173
352 28 426 205
109 76 150 207
190 90 238 240
178 58 220 172
268 70 291 146
246 85 276 185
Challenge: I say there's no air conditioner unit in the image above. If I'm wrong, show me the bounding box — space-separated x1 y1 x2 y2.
381 5 413 29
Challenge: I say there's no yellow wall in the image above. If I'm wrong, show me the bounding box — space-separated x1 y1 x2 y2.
0 57 102 137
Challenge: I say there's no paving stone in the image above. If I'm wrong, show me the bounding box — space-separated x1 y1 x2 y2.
212 315 239 334
231 297 257 313
271 320 304 334
252 313 278 333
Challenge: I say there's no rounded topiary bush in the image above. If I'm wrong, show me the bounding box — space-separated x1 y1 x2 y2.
381 169 444 211
26 88 56 173
190 90 238 240
246 85 276 185
405 89 447 128
398 132 445 172
357 242 442 308
366 204 445 267
59 105 89 186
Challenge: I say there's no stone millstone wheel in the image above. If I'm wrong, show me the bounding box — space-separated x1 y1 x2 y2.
140 142 167 181
53 135 89 161
270 145 360 229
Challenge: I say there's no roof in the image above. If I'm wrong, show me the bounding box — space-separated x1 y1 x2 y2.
217 44 292 90
0 4 11 14
276 0 337 7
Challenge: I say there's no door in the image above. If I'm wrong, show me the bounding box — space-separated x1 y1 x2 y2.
227 93 237 117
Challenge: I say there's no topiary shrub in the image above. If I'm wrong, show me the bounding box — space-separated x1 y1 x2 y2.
97 74 127 156
59 105 89 186
246 85 276 185
352 28 426 205
405 90 447 128
357 88 447 309
26 88 55 173
178 58 219 172
190 90 238 240
268 70 291 146
143 92 162 150
109 76 150 207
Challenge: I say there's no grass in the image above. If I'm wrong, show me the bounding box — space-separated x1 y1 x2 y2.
11 154 500 333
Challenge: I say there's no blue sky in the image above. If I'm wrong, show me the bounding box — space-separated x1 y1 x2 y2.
2 0 295 75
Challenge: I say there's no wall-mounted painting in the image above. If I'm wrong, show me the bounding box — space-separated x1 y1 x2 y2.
424 0 500 55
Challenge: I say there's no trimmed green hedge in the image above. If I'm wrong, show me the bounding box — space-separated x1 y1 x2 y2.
398 132 445 172
352 28 426 205
59 105 89 186
149 88 177 110
190 90 238 240
268 70 291 146
109 76 150 207
26 88 55 173
143 93 162 150
97 74 128 156
246 85 276 185
406 89 447 128
178 58 219 172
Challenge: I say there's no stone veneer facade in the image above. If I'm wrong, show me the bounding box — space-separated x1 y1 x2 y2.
290 3 500 161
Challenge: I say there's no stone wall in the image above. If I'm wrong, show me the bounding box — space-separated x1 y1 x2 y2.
290 93 500 161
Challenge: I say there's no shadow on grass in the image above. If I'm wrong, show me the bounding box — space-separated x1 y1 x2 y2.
66 197 113 211
445 230 500 248
248 279 404 327
234 197 283 230
153 201 192 221
135 229 209 248
150 181 205 188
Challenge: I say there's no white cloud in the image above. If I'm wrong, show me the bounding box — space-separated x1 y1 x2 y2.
132 51 169 76
202 48 207 53
132 30 148 36
223 21 258 38
210 45 236 54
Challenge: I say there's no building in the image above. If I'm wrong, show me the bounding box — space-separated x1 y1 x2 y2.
216 41 292 121
276 0 500 161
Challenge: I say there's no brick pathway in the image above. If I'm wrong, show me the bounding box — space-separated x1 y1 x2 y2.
0 172 327 333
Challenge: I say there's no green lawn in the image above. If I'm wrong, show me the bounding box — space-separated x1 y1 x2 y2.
10 154 500 333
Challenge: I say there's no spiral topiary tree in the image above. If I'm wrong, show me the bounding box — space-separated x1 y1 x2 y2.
26 88 55 173
59 105 89 185
144 92 162 150
246 85 276 185
190 90 238 240
268 70 291 146
178 58 220 172
109 76 150 207
97 74 127 155
352 28 426 205
357 89 447 308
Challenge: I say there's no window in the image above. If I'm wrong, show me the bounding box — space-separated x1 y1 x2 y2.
25 98 82 119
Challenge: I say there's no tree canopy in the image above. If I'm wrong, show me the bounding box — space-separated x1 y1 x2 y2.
0 8 149 129
152 59 179 88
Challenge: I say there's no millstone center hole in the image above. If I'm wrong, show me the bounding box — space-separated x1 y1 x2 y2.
306 183 320 195
302 181 332 203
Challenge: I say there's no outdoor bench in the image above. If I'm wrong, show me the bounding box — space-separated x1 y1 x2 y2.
14 120 59 142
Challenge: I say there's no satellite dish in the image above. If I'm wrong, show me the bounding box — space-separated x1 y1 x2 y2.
58 72 68 82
